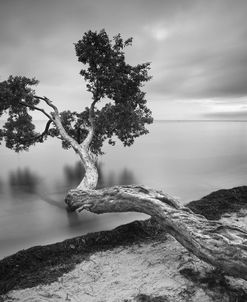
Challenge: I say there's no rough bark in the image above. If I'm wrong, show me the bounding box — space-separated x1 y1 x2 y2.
76 147 98 190
39 97 98 191
21 95 98 190
65 185 247 281
75 100 98 190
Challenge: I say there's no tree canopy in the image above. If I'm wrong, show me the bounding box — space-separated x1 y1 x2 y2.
0 29 153 155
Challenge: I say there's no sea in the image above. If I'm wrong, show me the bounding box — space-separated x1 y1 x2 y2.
0 120 247 259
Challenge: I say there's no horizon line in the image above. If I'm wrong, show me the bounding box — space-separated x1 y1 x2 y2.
1 118 247 123
154 119 247 122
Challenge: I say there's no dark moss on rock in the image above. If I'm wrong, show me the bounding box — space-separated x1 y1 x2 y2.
1 185 247 296
0 218 166 295
187 186 247 220
179 267 247 302
133 293 170 301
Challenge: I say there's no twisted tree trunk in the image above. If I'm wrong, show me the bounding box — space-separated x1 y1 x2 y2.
75 147 98 190
45 98 98 191
65 185 247 281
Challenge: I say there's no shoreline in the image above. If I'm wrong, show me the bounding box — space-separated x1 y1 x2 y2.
1 186 247 301
0 218 166 296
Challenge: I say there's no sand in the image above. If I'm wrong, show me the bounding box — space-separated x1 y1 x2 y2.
2 235 216 302
2 191 247 302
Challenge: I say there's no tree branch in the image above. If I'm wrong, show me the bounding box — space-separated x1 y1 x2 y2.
79 123 91 132
65 185 247 281
19 101 52 120
24 95 92 173
81 100 97 149
32 96 81 152
36 119 52 142
33 96 59 113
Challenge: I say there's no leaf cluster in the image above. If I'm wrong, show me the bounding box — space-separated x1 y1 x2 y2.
0 76 45 152
75 30 151 102
49 98 153 155
73 29 153 153
0 30 153 155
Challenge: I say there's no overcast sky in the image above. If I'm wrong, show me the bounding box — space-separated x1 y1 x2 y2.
1 0 247 120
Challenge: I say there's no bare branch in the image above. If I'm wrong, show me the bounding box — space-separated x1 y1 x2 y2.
16 119 53 145
88 149 97 163
33 96 81 152
65 185 247 281
33 96 57 110
49 107 80 152
25 95 91 168
19 101 52 120
56 135 63 141
33 96 61 118
37 119 52 142
81 100 97 149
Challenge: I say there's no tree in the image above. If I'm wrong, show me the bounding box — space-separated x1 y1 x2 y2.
66 185 247 281
2 29 247 282
0 29 153 192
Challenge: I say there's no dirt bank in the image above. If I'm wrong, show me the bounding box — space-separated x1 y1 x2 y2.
1 186 247 301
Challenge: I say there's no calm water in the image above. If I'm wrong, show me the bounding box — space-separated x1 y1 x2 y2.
0 120 247 259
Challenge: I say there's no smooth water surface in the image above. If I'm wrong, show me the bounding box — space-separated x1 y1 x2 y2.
1 121 247 259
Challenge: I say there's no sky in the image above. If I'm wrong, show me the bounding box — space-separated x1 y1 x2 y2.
1 0 247 120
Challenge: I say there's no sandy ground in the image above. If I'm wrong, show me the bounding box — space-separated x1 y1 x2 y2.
1 211 247 302
1 236 213 302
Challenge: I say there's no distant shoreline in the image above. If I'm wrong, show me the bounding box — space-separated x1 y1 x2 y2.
2 119 247 123
154 119 247 122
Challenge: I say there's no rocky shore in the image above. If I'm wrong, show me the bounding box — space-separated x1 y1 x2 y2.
1 186 247 301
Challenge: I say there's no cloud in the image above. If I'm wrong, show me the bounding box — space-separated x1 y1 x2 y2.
203 111 247 120
1 0 247 119
147 0 247 102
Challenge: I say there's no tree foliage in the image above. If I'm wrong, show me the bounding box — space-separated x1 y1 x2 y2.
0 29 153 155
0 76 44 151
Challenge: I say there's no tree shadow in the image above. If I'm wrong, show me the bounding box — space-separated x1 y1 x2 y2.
36 193 66 210
0 177 3 193
100 167 137 187
8 168 41 194
63 161 137 189
96 162 107 189
63 161 106 189
63 162 85 187
118 168 136 185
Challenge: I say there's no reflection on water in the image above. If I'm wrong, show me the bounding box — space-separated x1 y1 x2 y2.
98 165 137 188
9 168 40 194
36 194 66 210
63 162 84 187
118 168 136 185
6 162 137 200
1 121 247 259
5 163 137 207
0 162 140 259
0 178 3 193
62 161 137 189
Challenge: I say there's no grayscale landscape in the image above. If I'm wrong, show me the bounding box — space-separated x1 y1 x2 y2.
1 1 247 301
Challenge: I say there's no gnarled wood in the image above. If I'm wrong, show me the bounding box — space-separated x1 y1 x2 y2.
65 185 247 281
